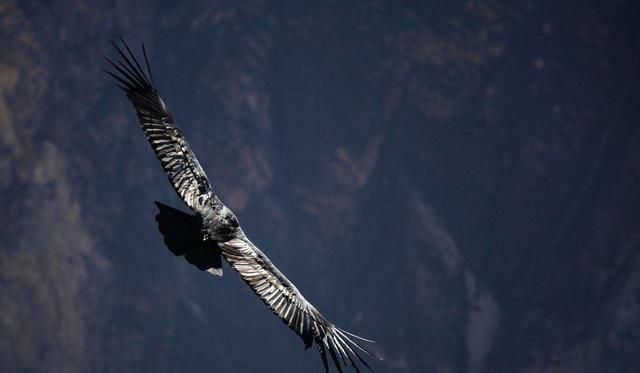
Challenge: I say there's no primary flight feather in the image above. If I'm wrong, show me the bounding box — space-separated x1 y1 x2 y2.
104 39 378 372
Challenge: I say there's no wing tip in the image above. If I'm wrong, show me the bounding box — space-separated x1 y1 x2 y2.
308 325 380 373
104 37 156 93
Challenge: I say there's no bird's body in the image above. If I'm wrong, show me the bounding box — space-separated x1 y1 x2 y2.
104 39 377 372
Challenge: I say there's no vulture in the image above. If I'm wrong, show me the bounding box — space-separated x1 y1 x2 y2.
104 39 378 372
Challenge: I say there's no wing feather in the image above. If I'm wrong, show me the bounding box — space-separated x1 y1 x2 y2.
106 39 379 372
104 40 214 213
219 236 378 372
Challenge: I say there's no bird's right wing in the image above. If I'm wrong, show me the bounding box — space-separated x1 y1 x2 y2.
104 39 215 213
219 235 378 373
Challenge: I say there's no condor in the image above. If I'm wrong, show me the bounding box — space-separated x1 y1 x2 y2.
104 39 378 373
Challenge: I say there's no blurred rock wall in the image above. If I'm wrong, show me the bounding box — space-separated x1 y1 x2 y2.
1 1 638 372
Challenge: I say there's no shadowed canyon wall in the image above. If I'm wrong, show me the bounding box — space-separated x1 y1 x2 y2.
1 1 639 372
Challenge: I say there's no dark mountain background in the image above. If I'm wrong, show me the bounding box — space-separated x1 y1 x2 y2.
1 1 639 372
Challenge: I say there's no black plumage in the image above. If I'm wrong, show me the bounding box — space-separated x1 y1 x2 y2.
104 38 378 372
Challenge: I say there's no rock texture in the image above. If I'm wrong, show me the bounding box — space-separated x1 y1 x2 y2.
1 1 639 372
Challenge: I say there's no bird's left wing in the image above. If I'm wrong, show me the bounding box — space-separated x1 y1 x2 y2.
219 235 378 373
103 39 215 214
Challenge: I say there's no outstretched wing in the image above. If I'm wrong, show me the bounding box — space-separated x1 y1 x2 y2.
219 235 378 372
104 39 214 213
105 39 378 372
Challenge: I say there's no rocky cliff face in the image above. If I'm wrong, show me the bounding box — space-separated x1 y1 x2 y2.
1 1 639 372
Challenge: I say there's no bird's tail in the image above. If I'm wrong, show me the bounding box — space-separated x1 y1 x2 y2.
154 201 223 276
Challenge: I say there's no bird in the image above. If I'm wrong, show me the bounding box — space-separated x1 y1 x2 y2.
103 38 378 373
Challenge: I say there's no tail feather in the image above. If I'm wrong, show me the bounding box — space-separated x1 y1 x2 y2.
154 201 223 276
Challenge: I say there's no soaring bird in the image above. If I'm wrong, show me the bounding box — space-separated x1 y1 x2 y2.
104 39 378 372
